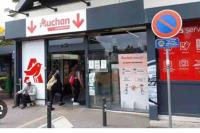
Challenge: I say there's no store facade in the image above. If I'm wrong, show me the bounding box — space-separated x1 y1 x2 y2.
5 0 200 118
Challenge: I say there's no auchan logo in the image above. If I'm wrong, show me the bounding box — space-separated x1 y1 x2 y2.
24 58 43 83
40 17 70 32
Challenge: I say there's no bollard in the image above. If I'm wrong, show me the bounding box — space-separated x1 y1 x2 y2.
102 97 107 127
47 102 52 128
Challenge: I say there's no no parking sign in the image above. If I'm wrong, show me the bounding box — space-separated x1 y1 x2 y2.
151 9 182 39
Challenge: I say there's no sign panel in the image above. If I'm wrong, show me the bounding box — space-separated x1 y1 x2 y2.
89 72 95 96
148 61 157 106
89 60 95 69
155 38 180 49
151 9 182 39
118 53 148 110
22 40 46 102
100 60 107 69
26 9 86 37
159 22 200 81
94 60 100 70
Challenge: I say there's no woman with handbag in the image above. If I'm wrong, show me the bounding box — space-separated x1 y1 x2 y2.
47 70 64 110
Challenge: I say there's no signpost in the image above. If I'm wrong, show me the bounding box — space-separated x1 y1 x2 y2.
152 9 182 128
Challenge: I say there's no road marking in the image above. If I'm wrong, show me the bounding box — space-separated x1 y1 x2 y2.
38 116 73 128
53 116 73 128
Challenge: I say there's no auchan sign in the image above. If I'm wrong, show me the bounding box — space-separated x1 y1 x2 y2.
26 9 86 37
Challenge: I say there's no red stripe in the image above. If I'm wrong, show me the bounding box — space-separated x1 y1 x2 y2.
158 18 175 31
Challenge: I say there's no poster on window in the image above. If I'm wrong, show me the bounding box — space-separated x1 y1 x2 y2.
148 61 157 106
159 22 200 81
89 72 96 96
22 40 46 104
118 53 149 110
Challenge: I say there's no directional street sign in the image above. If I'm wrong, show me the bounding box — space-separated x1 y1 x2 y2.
151 9 182 39
155 38 180 49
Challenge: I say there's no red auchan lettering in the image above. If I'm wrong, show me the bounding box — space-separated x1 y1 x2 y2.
40 18 70 31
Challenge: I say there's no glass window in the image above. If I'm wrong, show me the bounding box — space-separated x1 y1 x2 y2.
88 31 148 112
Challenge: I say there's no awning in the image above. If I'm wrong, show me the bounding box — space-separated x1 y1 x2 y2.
15 0 85 12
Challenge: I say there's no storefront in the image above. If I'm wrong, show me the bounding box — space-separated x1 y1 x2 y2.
5 0 150 111
5 0 200 117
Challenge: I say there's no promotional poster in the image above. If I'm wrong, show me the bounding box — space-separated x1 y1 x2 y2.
118 53 149 110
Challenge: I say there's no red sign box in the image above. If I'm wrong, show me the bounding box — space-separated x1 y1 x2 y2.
159 22 200 81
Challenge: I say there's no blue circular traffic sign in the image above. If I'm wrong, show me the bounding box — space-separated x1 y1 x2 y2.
152 10 182 39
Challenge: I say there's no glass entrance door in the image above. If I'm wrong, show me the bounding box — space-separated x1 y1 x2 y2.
49 52 86 105
48 37 86 105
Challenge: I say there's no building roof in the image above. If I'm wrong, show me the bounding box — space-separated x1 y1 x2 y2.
15 0 82 12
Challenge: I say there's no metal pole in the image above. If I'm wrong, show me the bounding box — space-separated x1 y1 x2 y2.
47 101 52 128
84 36 90 108
102 97 107 127
166 48 172 128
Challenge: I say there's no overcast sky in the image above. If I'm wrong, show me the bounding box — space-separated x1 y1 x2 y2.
0 0 16 27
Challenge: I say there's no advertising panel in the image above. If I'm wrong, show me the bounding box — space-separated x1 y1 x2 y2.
118 53 148 110
22 40 45 103
159 22 200 81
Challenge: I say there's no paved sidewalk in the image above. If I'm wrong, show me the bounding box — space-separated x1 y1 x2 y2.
0 99 149 128
2 97 200 128
2 89 200 128
150 115 200 128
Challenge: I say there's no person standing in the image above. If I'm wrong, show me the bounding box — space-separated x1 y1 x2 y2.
69 64 84 105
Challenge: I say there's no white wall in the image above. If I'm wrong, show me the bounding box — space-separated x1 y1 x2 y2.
144 0 200 9
22 40 46 105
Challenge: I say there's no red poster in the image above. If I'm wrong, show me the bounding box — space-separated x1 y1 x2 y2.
159 22 200 81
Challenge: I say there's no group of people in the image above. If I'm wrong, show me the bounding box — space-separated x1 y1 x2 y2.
12 64 84 110
47 64 84 110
